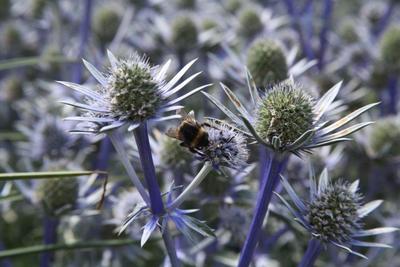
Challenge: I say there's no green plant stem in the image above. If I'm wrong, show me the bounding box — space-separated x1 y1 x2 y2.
0 171 103 181
168 163 212 210
0 239 138 259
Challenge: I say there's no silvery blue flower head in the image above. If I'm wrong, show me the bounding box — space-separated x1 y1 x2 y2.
195 120 249 171
59 50 210 134
203 76 378 156
276 169 398 258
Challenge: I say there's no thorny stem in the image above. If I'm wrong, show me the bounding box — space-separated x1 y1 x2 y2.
298 238 323 267
238 152 288 267
168 163 213 210
133 122 180 266
108 131 150 206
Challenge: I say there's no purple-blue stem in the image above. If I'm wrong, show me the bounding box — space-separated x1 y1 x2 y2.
72 0 93 83
133 122 180 267
298 239 323 267
258 146 268 181
39 216 59 267
283 0 315 60
387 76 398 115
133 123 165 215
238 152 288 267
317 0 333 71
0 242 12 267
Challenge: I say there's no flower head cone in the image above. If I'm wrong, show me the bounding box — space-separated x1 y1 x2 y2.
275 169 398 258
59 50 211 134
203 75 378 156
196 119 249 170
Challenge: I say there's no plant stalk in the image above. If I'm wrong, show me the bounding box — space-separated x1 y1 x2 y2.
168 163 212 210
298 238 323 267
238 152 288 267
133 122 180 266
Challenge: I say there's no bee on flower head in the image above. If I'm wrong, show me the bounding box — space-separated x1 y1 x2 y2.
167 110 249 170
166 110 210 153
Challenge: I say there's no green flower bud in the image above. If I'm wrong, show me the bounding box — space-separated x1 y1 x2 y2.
369 116 400 159
339 20 359 44
238 8 263 38
255 80 314 147
37 178 79 216
369 61 389 90
92 7 121 44
380 26 400 74
225 0 241 13
109 57 163 121
171 16 198 52
307 180 361 243
2 24 22 54
247 39 288 88
2 76 24 101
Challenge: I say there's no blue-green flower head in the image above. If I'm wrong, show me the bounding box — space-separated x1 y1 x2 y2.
307 179 362 243
367 116 400 159
59 51 210 133
196 120 249 170
255 80 315 147
108 55 162 121
172 16 198 52
247 39 288 88
380 26 400 74
238 7 263 38
93 7 121 44
339 20 360 44
276 169 397 258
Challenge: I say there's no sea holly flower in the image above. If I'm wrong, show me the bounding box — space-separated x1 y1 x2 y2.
59 50 210 133
194 119 249 171
275 168 398 262
203 76 378 156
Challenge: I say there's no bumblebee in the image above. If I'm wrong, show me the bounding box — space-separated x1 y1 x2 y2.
166 110 210 153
